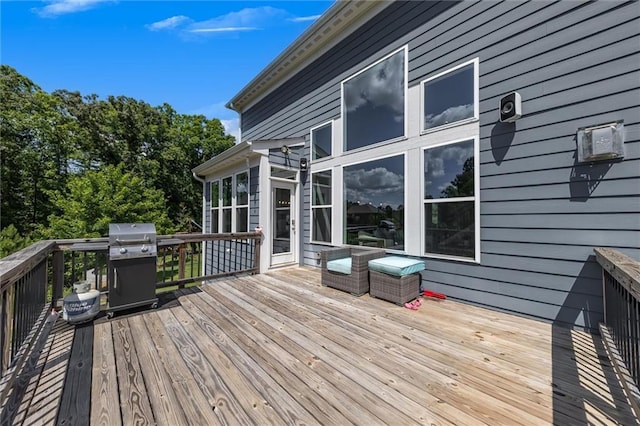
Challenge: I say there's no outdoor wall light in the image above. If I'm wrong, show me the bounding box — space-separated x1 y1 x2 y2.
577 121 625 163
280 145 291 155
299 157 308 171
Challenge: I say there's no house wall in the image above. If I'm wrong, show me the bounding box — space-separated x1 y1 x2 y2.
238 0 640 331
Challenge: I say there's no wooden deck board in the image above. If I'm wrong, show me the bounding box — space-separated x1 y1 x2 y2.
6 267 638 425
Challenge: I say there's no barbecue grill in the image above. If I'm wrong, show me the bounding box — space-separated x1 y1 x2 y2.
107 223 158 318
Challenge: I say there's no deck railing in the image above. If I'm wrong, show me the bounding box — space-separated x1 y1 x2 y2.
595 247 640 417
0 232 261 403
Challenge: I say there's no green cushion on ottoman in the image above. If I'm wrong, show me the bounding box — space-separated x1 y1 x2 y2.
326 257 352 275
368 256 425 276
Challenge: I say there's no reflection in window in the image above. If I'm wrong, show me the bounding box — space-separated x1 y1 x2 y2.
424 139 476 259
312 122 332 160
222 177 232 206
343 48 405 151
423 62 475 131
236 172 248 232
210 181 219 233
344 155 404 250
312 170 331 243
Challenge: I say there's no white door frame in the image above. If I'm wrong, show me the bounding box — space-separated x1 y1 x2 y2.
270 179 298 267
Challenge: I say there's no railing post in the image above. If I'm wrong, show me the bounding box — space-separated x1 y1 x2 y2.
254 234 261 273
52 250 64 308
178 243 186 279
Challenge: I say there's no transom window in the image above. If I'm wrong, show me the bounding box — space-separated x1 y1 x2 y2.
342 47 406 151
344 154 404 250
311 170 332 243
311 122 332 160
423 139 477 260
422 59 477 132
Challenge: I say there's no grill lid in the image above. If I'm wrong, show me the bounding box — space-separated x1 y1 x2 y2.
109 223 157 259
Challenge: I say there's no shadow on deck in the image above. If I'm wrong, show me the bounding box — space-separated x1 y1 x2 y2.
2 267 637 425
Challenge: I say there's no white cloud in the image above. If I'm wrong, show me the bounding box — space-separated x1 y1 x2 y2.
289 15 321 23
146 15 191 31
189 27 257 33
34 0 113 17
425 104 474 129
149 6 292 37
190 103 240 142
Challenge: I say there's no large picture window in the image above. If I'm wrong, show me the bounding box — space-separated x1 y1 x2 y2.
423 139 476 260
422 60 477 132
343 47 406 151
311 122 332 160
311 170 332 243
344 155 404 250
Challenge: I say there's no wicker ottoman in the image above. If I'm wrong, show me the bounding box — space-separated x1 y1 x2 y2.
369 270 420 305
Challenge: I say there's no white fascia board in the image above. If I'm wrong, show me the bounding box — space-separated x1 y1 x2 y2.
192 141 252 177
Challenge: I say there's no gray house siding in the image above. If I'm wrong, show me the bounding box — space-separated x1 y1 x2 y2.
238 0 640 331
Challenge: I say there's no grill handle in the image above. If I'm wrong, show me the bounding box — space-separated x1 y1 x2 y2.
114 237 151 245
114 269 118 289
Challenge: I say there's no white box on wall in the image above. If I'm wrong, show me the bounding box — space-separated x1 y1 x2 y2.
577 121 625 163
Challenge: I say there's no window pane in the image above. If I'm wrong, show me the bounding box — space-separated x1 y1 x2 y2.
312 208 331 243
222 177 232 207
210 210 219 233
424 201 475 258
312 171 332 206
424 139 474 199
424 63 474 130
344 155 404 249
222 208 232 233
312 123 332 160
344 49 405 151
210 181 219 208
236 172 248 206
236 207 248 232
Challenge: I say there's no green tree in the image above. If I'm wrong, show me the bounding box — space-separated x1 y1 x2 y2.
0 224 32 258
45 164 173 238
1 65 77 234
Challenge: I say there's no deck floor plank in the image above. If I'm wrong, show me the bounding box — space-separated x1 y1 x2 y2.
203 279 462 425
154 307 255 426
233 274 546 425
90 321 121 426
111 318 155 426
22 320 75 426
127 315 188 426
9 267 638 425
176 288 343 426
141 311 222 426
56 322 93 425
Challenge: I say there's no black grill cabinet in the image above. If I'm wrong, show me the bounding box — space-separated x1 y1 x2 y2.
107 223 158 318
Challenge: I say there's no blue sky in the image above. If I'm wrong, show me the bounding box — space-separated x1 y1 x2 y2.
1 0 333 140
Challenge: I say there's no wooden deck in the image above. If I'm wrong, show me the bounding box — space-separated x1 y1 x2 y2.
2 267 637 425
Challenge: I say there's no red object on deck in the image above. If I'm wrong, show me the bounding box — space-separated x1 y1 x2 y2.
423 290 446 300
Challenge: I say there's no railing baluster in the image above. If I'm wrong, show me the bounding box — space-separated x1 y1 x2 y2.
596 247 640 416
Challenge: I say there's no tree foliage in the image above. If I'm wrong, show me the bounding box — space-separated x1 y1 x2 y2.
1 65 235 250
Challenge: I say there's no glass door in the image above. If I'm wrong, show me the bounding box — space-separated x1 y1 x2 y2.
271 182 296 265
